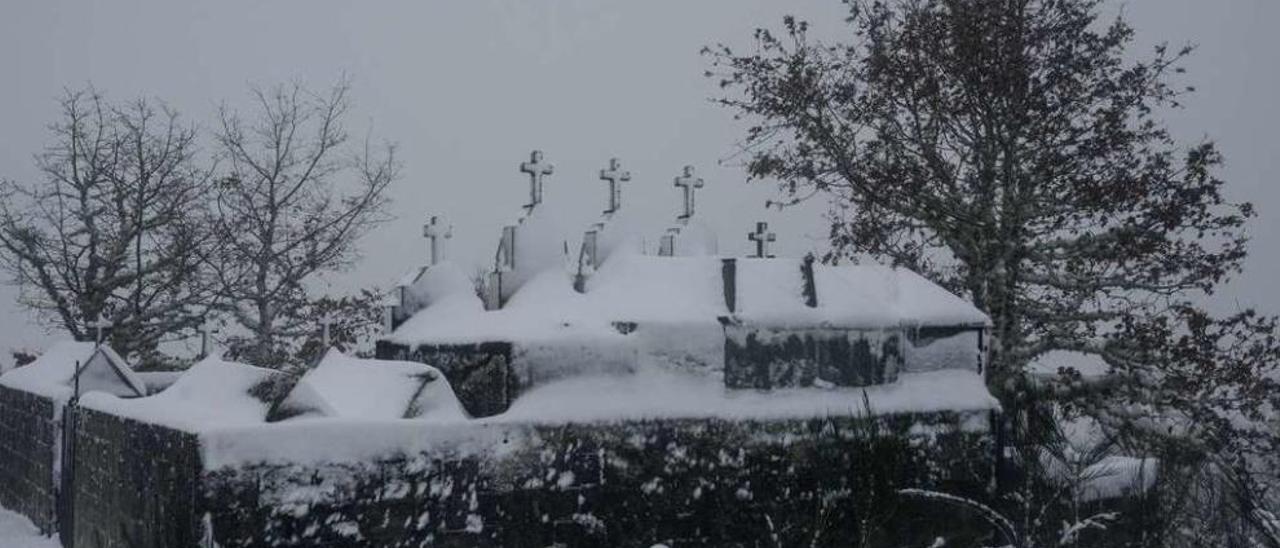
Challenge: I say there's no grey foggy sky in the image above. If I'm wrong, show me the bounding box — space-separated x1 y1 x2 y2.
1 1 1277 362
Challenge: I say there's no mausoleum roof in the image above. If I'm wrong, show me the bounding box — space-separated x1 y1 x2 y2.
275 348 467 421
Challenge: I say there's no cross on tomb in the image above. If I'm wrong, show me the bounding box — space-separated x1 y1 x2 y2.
599 157 631 215
748 222 777 258
198 323 220 359
674 165 704 221
423 215 453 265
89 317 113 347
519 150 554 208
320 315 336 349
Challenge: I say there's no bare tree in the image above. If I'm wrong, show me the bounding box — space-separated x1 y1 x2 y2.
0 88 213 363
210 79 398 369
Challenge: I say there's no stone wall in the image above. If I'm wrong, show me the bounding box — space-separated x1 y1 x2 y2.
0 384 59 534
204 412 995 548
377 340 518 417
70 407 202 548
723 327 903 389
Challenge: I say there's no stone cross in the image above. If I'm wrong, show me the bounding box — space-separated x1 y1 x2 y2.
497 225 517 271
321 315 336 349
423 215 453 265
198 323 219 359
598 158 631 215
89 317 112 346
748 222 776 258
674 165 704 221
519 150 554 208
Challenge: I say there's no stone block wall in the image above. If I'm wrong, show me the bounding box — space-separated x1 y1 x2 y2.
70 407 202 548
204 412 995 548
0 384 59 534
377 340 518 417
723 327 903 389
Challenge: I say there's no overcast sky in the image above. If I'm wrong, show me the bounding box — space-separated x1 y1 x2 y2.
1 1 1277 363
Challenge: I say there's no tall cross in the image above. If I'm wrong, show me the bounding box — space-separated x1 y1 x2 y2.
674 165 705 221
748 222 776 258
198 323 219 359
423 215 453 265
598 158 631 215
519 150 554 208
89 317 113 347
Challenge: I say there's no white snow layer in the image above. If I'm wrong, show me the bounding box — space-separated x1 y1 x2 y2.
200 368 997 469
1028 350 1111 379
0 506 59 548
0 341 96 400
79 355 278 432
390 254 986 349
278 348 467 421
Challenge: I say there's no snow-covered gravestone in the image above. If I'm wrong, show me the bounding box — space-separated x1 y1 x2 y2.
599 157 631 215
519 149 554 210
423 215 453 266
748 222 776 258
673 165 704 222
658 229 677 257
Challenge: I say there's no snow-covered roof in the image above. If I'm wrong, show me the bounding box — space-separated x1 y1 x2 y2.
0 341 95 399
734 259 988 328
385 251 988 349
75 345 147 398
0 341 147 401
79 355 282 432
275 349 466 421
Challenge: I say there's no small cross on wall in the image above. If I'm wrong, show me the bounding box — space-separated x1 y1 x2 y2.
423 215 453 266
599 158 631 215
198 323 220 359
674 165 705 221
519 150 554 208
748 222 777 258
320 315 336 349
89 317 113 346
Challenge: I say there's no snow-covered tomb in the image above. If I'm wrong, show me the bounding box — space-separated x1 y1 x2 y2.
379 152 990 418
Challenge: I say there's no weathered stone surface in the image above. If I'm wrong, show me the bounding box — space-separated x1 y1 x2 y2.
0 385 58 534
70 407 202 548
723 328 903 390
378 340 519 418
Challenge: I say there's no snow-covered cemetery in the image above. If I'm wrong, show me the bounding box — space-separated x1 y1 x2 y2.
1 2 1278 547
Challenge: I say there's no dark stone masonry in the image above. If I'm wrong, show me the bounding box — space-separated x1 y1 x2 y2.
69 407 202 548
0 378 996 547
203 413 995 548
0 385 58 534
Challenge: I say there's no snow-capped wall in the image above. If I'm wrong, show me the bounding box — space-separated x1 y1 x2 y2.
201 411 995 548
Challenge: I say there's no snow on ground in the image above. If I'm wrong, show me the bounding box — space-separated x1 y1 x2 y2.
0 507 59 548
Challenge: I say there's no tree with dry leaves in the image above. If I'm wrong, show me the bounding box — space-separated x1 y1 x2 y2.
210 80 398 369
